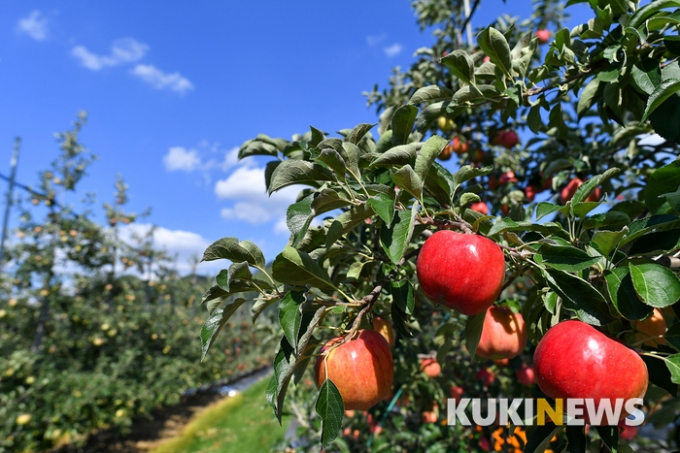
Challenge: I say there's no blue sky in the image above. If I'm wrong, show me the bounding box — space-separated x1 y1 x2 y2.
1 1 586 275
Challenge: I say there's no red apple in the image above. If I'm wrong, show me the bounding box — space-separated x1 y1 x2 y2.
450 385 464 402
618 420 638 440
476 368 495 386
587 186 603 202
560 178 583 203
500 204 510 215
438 143 454 161
525 185 539 202
499 171 517 185
536 29 551 44
476 306 527 360
488 175 500 190
632 308 666 347
493 358 509 367
416 231 505 315
421 358 441 378
372 316 395 347
516 364 535 386
534 320 649 424
314 330 394 410
422 409 438 424
470 202 489 215
451 136 469 155
495 130 519 149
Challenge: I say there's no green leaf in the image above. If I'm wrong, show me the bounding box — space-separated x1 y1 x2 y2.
649 91 680 142
316 379 345 449
414 135 449 182
645 160 680 214
391 104 419 145
345 123 375 145
465 311 486 358
279 291 305 352
665 354 680 384
316 149 347 182
202 237 262 267
391 280 415 316
367 193 395 226
629 0 680 29
325 204 375 248
287 196 314 247
535 244 601 272
391 165 423 200
340 142 362 181
605 267 653 321
409 85 454 104
272 246 336 293
640 79 680 124
543 268 613 326
641 354 678 396
629 263 680 308
369 144 417 167
571 168 619 205
425 161 456 205
536 202 564 221
311 189 351 216
631 59 661 95
379 202 417 264
577 78 601 118
216 261 252 292
594 426 618 453
238 139 278 159
478 26 513 77
630 229 680 254
200 298 246 361
441 50 476 85
453 165 493 190
268 160 335 194
591 229 628 256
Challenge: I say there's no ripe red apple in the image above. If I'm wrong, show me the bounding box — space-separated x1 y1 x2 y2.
416 231 505 315
438 143 454 161
421 358 441 378
372 316 395 347
493 358 509 367
476 368 495 386
500 204 510 215
560 178 582 203
476 306 527 360
499 171 517 185
536 29 551 44
493 130 519 149
618 420 638 440
450 385 464 402
587 186 603 202
470 202 489 215
516 364 535 386
524 185 539 202
534 320 648 424
451 136 469 155
632 308 666 347
314 330 394 410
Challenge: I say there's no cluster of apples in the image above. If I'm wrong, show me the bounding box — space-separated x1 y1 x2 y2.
315 226 652 428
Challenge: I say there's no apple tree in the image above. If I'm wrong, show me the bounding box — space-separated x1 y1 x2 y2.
199 0 680 451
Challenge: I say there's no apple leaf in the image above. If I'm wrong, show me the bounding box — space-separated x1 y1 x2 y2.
535 202 565 221
591 229 628 256
665 322 680 351
640 78 680 124
391 165 423 200
311 189 352 216
201 237 264 267
391 104 418 145
453 165 493 191
272 246 337 294
369 144 418 167
325 204 375 248
202 283 254 315
565 426 588 453
524 423 560 453
543 269 614 326
316 379 345 449
266 337 296 422
367 193 395 226
200 298 246 362
414 135 449 182
391 301 413 338
629 263 680 308
642 354 678 396
594 426 618 453
345 122 375 145
408 85 454 104
477 26 513 77
665 354 680 385
645 160 680 214
279 291 305 352
622 214 680 245
629 229 680 254
316 148 347 182
216 262 252 292
268 160 335 194
425 161 456 205
391 280 415 316
605 267 653 321
287 196 315 247
534 244 601 272
379 202 417 264
441 49 476 86
464 311 486 359
571 168 619 205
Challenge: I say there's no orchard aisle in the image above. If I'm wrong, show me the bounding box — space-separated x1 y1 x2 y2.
52 367 274 453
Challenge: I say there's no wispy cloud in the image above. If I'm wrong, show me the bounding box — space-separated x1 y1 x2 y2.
130 64 194 93
366 34 386 46
17 10 48 41
162 145 239 174
384 43 403 57
72 38 148 70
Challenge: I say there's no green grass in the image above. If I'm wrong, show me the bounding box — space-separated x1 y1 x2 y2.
150 376 289 453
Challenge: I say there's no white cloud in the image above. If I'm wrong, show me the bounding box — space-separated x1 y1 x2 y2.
72 38 148 71
131 64 194 93
215 166 299 229
384 43 403 57
163 147 201 172
17 10 48 41
367 34 386 46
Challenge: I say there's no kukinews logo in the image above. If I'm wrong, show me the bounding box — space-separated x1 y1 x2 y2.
447 398 644 426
